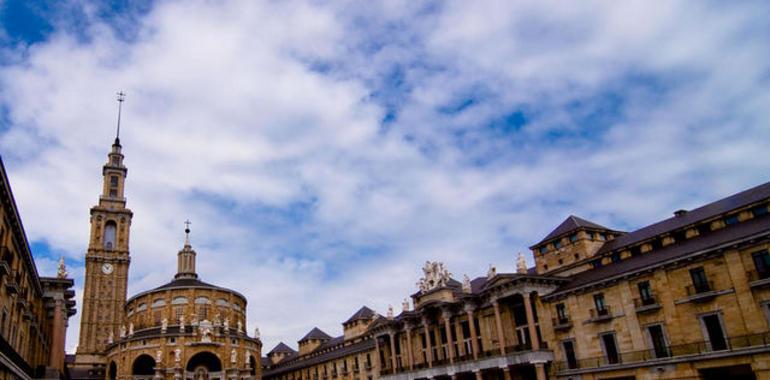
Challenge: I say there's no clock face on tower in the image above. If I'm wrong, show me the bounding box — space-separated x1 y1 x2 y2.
101 263 114 274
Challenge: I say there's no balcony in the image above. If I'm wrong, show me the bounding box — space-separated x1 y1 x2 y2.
553 331 770 374
5 278 20 295
633 297 661 313
587 306 614 323
747 269 770 288
0 259 9 278
552 316 572 331
684 281 718 303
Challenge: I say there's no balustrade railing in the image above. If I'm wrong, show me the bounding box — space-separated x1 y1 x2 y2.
553 331 770 373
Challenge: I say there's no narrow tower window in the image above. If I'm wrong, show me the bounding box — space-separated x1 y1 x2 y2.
104 221 117 250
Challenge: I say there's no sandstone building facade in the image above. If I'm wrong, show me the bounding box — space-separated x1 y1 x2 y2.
68 137 262 380
0 157 76 379
263 182 770 380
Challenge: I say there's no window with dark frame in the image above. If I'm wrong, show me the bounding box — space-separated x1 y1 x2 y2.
556 303 569 323
593 293 607 316
600 333 619 364
637 281 655 305
752 250 770 279
563 340 577 369
647 324 669 358
689 267 710 293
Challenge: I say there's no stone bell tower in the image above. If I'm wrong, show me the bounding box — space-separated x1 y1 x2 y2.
75 93 133 364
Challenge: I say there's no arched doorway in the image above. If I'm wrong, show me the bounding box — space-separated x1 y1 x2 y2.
186 352 223 380
249 356 257 376
132 354 156 379
108 361 117 380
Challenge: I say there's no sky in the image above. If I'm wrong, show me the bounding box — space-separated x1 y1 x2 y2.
1 0 769 354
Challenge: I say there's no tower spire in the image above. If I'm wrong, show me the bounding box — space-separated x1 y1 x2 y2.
115 91 126 145
176 219 198 280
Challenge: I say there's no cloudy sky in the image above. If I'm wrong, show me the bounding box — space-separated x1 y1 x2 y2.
1 0 769 353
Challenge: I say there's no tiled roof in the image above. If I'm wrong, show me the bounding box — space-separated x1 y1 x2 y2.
300 327 332 342
264 337 374 376
126 276 246 303
550 214 770 296
268 342 297 355
344 306 375 324
596 181 770 255
533 215 616 247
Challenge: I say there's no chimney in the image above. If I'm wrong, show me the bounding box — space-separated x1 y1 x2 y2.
674 209 688 217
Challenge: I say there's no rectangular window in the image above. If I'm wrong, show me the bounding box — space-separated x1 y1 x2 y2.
553 240 562 249
593 294 607 315
197 305 208 320
637 281 654 305
556 303 568 323
701 314 727 351
689 267 710 293
563 340 577 369
110 175 119 186
600 333 619 364
539 246 548 254
569 233 578 242
647 325 669 358
724 214 739 225
109 188 118 197
611 252 621 262
753 250 770 279
752 205 768 218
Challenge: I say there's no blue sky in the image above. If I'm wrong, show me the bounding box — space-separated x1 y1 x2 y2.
1 0 770 353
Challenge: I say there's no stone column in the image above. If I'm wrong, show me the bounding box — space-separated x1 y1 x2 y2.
465 305 479 360
442 311 455 364
404 325 414 370
389 332 398 371
454 318 465 357
50 298 65 370
492 298 506 355
523 293 540 351
534 363 546 380
374 335 382 372
423 318 434 367
501 367 511 380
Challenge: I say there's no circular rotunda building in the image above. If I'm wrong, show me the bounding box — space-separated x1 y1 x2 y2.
104 229 262 380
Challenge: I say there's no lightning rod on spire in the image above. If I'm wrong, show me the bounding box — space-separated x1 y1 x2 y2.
115 91 126 143
184 219 192 246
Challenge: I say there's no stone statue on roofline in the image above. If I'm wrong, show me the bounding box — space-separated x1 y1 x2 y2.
487 264 496 279
417 261 452 292
462 274 472 293
517 252 528 274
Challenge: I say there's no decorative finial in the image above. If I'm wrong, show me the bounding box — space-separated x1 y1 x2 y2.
115 91 126 144
387 305 394 319
402 298 410 312
57 256 68 279
517 252 528 274
184 219 191 246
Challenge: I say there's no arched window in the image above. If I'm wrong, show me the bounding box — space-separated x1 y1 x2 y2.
172 296 188 305
108 362 117 380
104 221 117 250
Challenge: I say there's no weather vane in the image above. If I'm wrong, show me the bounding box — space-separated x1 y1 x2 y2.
116 91 126 140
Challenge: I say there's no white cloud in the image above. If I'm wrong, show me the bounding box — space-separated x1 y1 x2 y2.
1 0 769 353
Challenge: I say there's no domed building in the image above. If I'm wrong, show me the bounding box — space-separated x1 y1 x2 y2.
67 119 261 380
103 227 262 380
